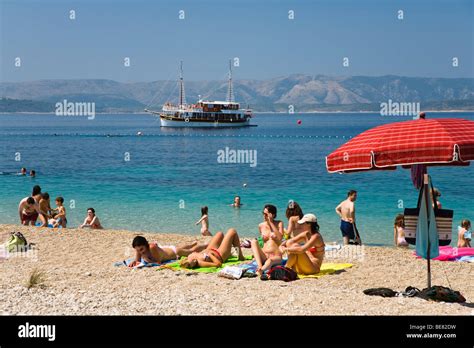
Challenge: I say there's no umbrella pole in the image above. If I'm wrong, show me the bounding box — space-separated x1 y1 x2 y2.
424 174 431 288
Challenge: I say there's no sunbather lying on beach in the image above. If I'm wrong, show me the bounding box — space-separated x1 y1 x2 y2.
180 228 245 269
129 236 207 267
251 204 283 275
281 213 325 275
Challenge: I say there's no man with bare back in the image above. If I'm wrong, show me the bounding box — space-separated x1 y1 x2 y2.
335 190 360 245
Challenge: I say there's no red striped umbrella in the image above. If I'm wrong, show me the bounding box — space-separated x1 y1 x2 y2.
325 114 474 288
326 116 474 173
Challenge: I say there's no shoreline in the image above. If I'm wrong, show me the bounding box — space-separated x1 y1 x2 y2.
1 224 472 315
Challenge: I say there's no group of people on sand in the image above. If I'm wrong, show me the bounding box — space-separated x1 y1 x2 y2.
131 200 326 276
392 187 472 248
18 185 103 229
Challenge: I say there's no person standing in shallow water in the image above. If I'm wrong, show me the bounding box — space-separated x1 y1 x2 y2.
335 190 360 245
230 196 242 207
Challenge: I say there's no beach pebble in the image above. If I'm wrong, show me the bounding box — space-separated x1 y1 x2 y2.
84 272 92 277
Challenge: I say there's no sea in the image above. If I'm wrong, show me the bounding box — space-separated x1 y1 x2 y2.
1 112 472 246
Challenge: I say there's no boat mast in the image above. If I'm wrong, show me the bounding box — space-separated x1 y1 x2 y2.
226 59 234 103
179 60 186 108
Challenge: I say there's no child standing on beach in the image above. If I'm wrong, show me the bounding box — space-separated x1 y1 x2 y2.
38 192 52 227
51 197 67 228
195 206 211 236
457 219 471 248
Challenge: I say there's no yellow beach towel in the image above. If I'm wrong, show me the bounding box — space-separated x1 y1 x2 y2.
297 263 353 279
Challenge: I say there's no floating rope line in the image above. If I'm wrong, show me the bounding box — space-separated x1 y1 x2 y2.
1 133 353 139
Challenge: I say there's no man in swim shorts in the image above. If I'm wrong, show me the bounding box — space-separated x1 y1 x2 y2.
335 190 359 245
18 197 40 226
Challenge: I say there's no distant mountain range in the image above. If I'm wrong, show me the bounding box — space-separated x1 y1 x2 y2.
1 75 473 112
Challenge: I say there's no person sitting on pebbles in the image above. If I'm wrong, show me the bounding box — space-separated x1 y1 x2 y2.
251 204 283 275
79 207 103 229
280 213 325 275
180 228 245 269
128 236 208 267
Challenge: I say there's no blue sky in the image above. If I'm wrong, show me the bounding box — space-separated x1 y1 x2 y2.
1 0 473 82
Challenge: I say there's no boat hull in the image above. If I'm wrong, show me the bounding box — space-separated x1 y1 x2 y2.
159 116 251 128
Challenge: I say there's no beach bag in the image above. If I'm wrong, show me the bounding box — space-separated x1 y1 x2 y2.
5 232 28 253
404 178 452 246
261 266 298 282
417 286 465 303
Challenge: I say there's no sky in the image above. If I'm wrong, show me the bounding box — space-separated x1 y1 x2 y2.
0 0 473 82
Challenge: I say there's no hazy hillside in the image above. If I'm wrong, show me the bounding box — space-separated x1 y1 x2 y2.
1 75 473 112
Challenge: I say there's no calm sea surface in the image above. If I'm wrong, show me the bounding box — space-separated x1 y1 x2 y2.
1 112 473 246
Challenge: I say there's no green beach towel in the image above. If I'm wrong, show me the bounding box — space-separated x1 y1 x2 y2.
159 255 253 273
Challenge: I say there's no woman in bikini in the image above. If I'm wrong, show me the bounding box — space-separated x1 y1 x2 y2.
129 236 207 267
79 207 103 229
180 228 245 269
251 204 283 275
393 214 408 247
281 213 325 275
283 201 305 241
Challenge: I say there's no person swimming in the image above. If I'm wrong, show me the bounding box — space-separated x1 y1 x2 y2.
230 196 242 208
393 214 408 247
79 207 103 229
251 204 283 275
180 228 245 269
195 206 211 236
29 170 36 178
281 213 325 275
128 236 207 267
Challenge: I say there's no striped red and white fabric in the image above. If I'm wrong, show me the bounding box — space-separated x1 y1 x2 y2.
326 118 474 173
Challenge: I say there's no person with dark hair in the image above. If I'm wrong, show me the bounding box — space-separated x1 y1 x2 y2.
284 201 305 240
195 206 211 236
251 204 283 275
18 196 40 226
80 208 103 229
335 190 360 245
281 213 325 275
128 236 207 268
432 187 442 209
29 170 36 178
230 196 242 207
180 228 245 269
51 197 67 228
19 167 27 176
38 192 52 227
31 185 46 226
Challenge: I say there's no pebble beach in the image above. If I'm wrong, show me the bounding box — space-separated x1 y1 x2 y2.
0 224 473 316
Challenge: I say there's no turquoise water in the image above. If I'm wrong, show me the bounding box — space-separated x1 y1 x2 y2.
1 112 473 246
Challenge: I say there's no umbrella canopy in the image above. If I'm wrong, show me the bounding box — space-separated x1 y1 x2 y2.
325 114 474 288
326 117 474 173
